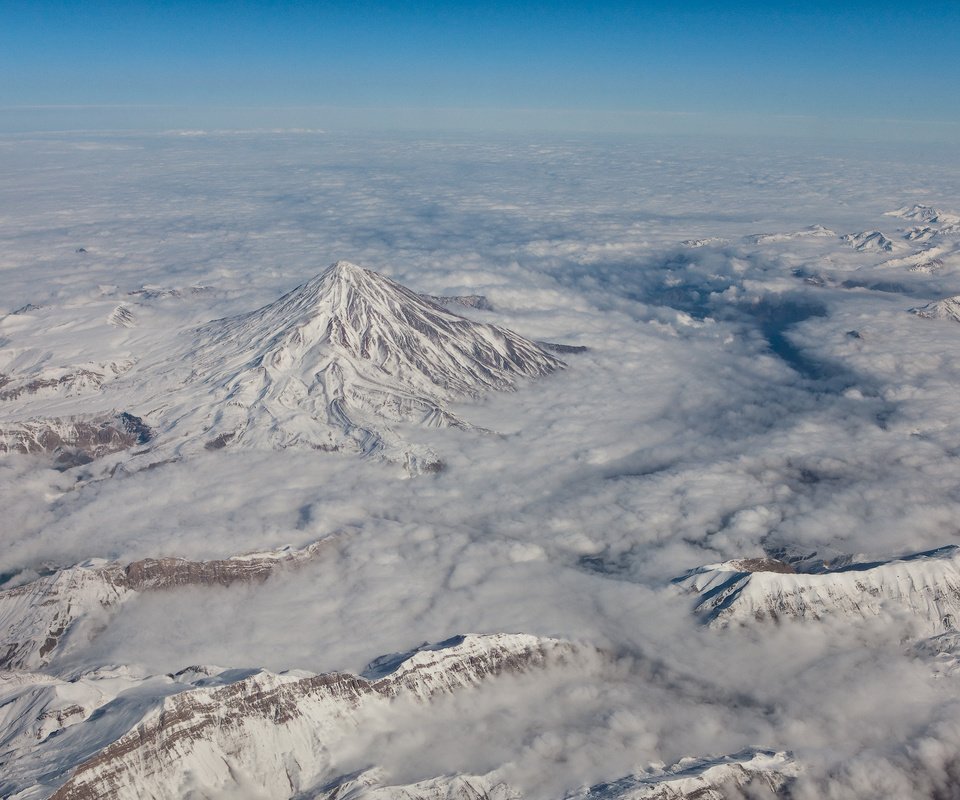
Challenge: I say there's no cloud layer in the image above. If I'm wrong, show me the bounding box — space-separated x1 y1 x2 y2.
2 130 960 797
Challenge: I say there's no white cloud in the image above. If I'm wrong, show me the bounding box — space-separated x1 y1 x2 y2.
2 130 960 797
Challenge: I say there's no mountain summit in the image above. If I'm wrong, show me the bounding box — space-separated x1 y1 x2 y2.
159 262 565 472
195 261 563 397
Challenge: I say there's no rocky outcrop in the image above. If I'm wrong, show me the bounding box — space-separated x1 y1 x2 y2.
419 294 495 312
0 411 151 468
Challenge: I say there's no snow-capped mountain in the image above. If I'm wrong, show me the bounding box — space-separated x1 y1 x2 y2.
0 540 334 671
311 770 521 800
675 545 960 631
885 205 960 240
680 237 728 248
840 231 896 252
0 361 133 404
3 630 795 800
4 634 578 800
747 225 836 245
150 261 564 473
910 296 960 323
566 748 797 800
886 205 960 227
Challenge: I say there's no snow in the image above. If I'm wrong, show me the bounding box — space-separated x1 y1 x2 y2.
910 295 960 323
886 205 960 227
676 545 960 631
840 230 897 252
0 540 334 671
3 634 578 800
569 749 797 800
315 750 797 800
160 261 564 472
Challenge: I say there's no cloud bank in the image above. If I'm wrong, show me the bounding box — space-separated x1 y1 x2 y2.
2 130 960 797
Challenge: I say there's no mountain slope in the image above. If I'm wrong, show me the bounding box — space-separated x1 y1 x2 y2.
886 205 960 227
840 231 896 252
675 545 960 630
22 635 578 800
0 540 334 671
156 261 564 473
567 748 797 800
0 361 133 405
0 666 148 759
311 749 797 800
0 412 151 469
911 296 960 323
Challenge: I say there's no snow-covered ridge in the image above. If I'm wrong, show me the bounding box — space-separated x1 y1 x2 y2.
35 634 578 800
567 748 797 800
312 770 521 800
0 666 147 759
107 305 135 328
0 361 133 404
910 296 960 323
913 630 960 678
0 539 335 671
127 284 212 301
747 225 836 244
840 230 896 252
885 205 960 240
886 205 960 226
675 545 960 630
313 748 797 800
680 237 728 248
155 261 564 472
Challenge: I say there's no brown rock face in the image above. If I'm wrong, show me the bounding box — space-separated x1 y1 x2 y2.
0 539 334 670
0 369 106 401
123 552 311 591
0 411 152 467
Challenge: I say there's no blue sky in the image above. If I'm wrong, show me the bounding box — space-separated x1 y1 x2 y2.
2 1 959 138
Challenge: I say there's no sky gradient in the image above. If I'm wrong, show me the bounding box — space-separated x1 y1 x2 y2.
2 0 959 138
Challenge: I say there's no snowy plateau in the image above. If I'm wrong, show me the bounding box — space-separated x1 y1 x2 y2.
2 131 960 799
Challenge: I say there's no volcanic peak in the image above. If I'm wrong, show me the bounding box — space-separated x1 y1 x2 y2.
193 260 565 402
